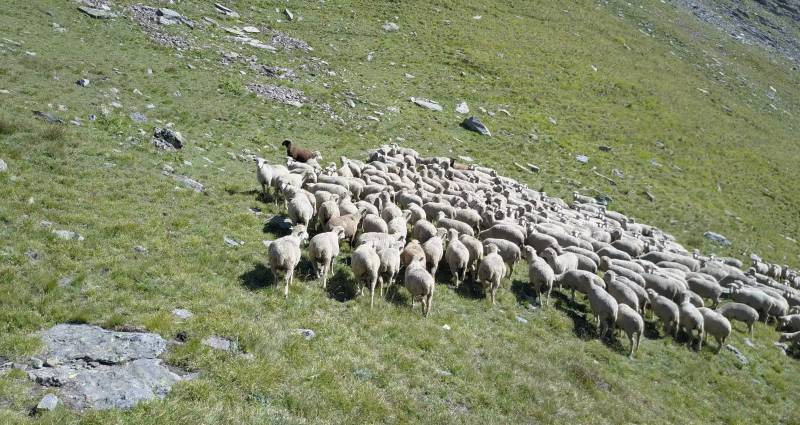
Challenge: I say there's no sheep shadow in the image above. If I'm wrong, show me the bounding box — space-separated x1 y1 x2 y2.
325 267 358 302
509 279 535 305
263 215 292 237
225 188 260 197
452 274 486 300
239 263 273 291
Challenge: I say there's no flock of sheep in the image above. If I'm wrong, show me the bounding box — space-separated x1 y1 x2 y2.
256 140 800 358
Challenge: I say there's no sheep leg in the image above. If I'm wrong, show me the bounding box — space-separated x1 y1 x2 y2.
284 271 291 298
635 332 641 355
425 293 433 317
697 331 702 351
628 335 635 358
411 297 415 310
370 280 375 310
748 322 754 337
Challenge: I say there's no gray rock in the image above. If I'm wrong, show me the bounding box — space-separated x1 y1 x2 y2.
461 116 491 136
284 8 294 21
172 309 193 320
0 159 7 172
246 83 305 107
575 155 589 164
297 329 315 340
172 174 204 193
599 145 612 152
26 249 42 262
133 245 148 254
704 231 731 247
516 316 528 324
382 22 399 32
157 8 182 20
725 344 748 365
455 101 469 114
152 127 184 150
36 394 59 412
129 112 147 123
435 369 453 377
41 324 167 365
76 79 90 87
744 338 755 348
410 97 442 111
202 336 237 352
57 275 75 287
30 357 44 369
78 6 117 19
224 236 242 247
33 110 64 124
53 229 85 241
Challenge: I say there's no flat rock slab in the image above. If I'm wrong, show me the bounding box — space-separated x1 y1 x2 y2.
26 324 181 411
78 6 117 19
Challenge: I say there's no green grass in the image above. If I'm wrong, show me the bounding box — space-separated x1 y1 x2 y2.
1 0 799 423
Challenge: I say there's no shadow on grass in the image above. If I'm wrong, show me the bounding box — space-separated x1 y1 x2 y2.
510 279 533 304
263 215 292 237
550 290 626 354
452 273 486 300
239 263 273 291
325 267 357 302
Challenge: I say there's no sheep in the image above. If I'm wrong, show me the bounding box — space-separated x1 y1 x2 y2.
555 269 605 301
401 239 426 267
730 287 773 322
599 256 645 274
615 275 650 313
422 228 447 277
596 245 632 262
412 219 437 243
380 203 404 223
611 238 645 258
678 292 704 350
642 272 684 302
362 214 388 233
482 238 521 277
307 226 345 289
453 208 482 231
604 271 639 312
697 307 731 353
587 285 618 340
541 247 578 275
287 191 314 228
255 157 289 198
459 234 484 279
573 253 598 273
387 215 408 240
327 211 366 245
282 139 320 163
563 246 601 266
263 225 309 298
778 314 800 332
376 242 402 298
717 302 759 336
351 242 381 309
647 289 680 338
615 304 644 358
435 211 475 237
404 257 435 316
479 223 525 247
686 277 722 308
407 203 426 225
444 229 470 288
522 246 555 306
779 331 800 345
356 232 404 252
525 231 560 255
478 244 507 304
317 196 340 231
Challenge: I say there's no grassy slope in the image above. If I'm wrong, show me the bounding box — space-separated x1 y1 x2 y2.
0 0 799 423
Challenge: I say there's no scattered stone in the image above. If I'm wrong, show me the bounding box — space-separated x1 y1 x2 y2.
0 159 6 172
354 368 373 380
224 236 243 247
214 3 239 18
246 83 306 107
643 190 655 202
270 32 313 52
598 145 612 152
435 369 453 377
650 159 662 167
25 249 42 262
704 231 731 246
171 174 204 193
743 338 755 348
456 101 469 114
110 101 122 109
36 394 59 412
27 324 182 411
527 163 540 173
548 116 557 125
32 110 64 124
130 5 192 50
152 127 184 151
242 26 260 33
458 156 473 162
382 22 400 32
75 79 90 87
57 275 74 287
133 245 148 254
611 169 624 178
725 344 748 365
145 104 155 110
297 329 315 340
367 52 374 62
53 229 85 241
575 155 589 164
30 358 44 369
442 324 451 331
516 316 528 324
78 6 117 19
251 64 297 80
498 108 511 116
284 8 294 21
461 116 491 136
172 309 193 320
346 98 356 108
129 112 147 123
202 336 237 352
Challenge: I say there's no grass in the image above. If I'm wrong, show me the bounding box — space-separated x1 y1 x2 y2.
0 0 799 423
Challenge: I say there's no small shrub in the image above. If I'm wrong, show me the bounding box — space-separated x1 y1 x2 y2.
38 124 66 141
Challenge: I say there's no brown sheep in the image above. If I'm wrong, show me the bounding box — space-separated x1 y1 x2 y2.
282 139 320 163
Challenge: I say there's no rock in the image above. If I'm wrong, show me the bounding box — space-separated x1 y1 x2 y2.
242 26 260 33
172 309 193 320
224 236 242 247
130 112 147 123
246 83 305 107
53 229 85 241
575 155 589 164
40 324 166 365
0 159 6 172
458 156 473 162
516 316 528 324
172 174 204 193
133 245 148 254
270 32 313 52
704 231 732 246
32 110 64 124
498 108 511 116
409 97 442 111
548 116 557 125
36 394 59 412
725 344 748 365
455 101 469 114
435 369 453 377
744 338 755 348
76 79 90 87
78 6 117 19
157 8 182 20
58 275 76 287
30 357 44 369
297 329 315 340
152 127 184 151
202 336 237 352
214 3 239 18
110 101 122 109
612 169 625 178
382 22 400 32
284 8 294 21
442 324 451 331
460 116 491 136
598 145 612 152
527 163 540 173
25 249 42 262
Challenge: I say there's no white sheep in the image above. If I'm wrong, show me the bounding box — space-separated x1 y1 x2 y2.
678 292 705 351
542 247 578 275
459 234 484 280
404 257 435 316
697 307 731 353
603 271 639 312
422 228 447 277
376 242 402 298
444 229 470 288
412 219 437 243
587 285 618 340
482 238 521 277
478 244 507 304
615 303 644 358
263 225 309 298
647 288 680 338
522 246 555 306
352 242 381 309
307 226 345 289
717 302 759 336
288 190 314 228
362 214 389 233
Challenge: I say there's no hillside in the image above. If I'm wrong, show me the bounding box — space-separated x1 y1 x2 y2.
1 0 800 423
